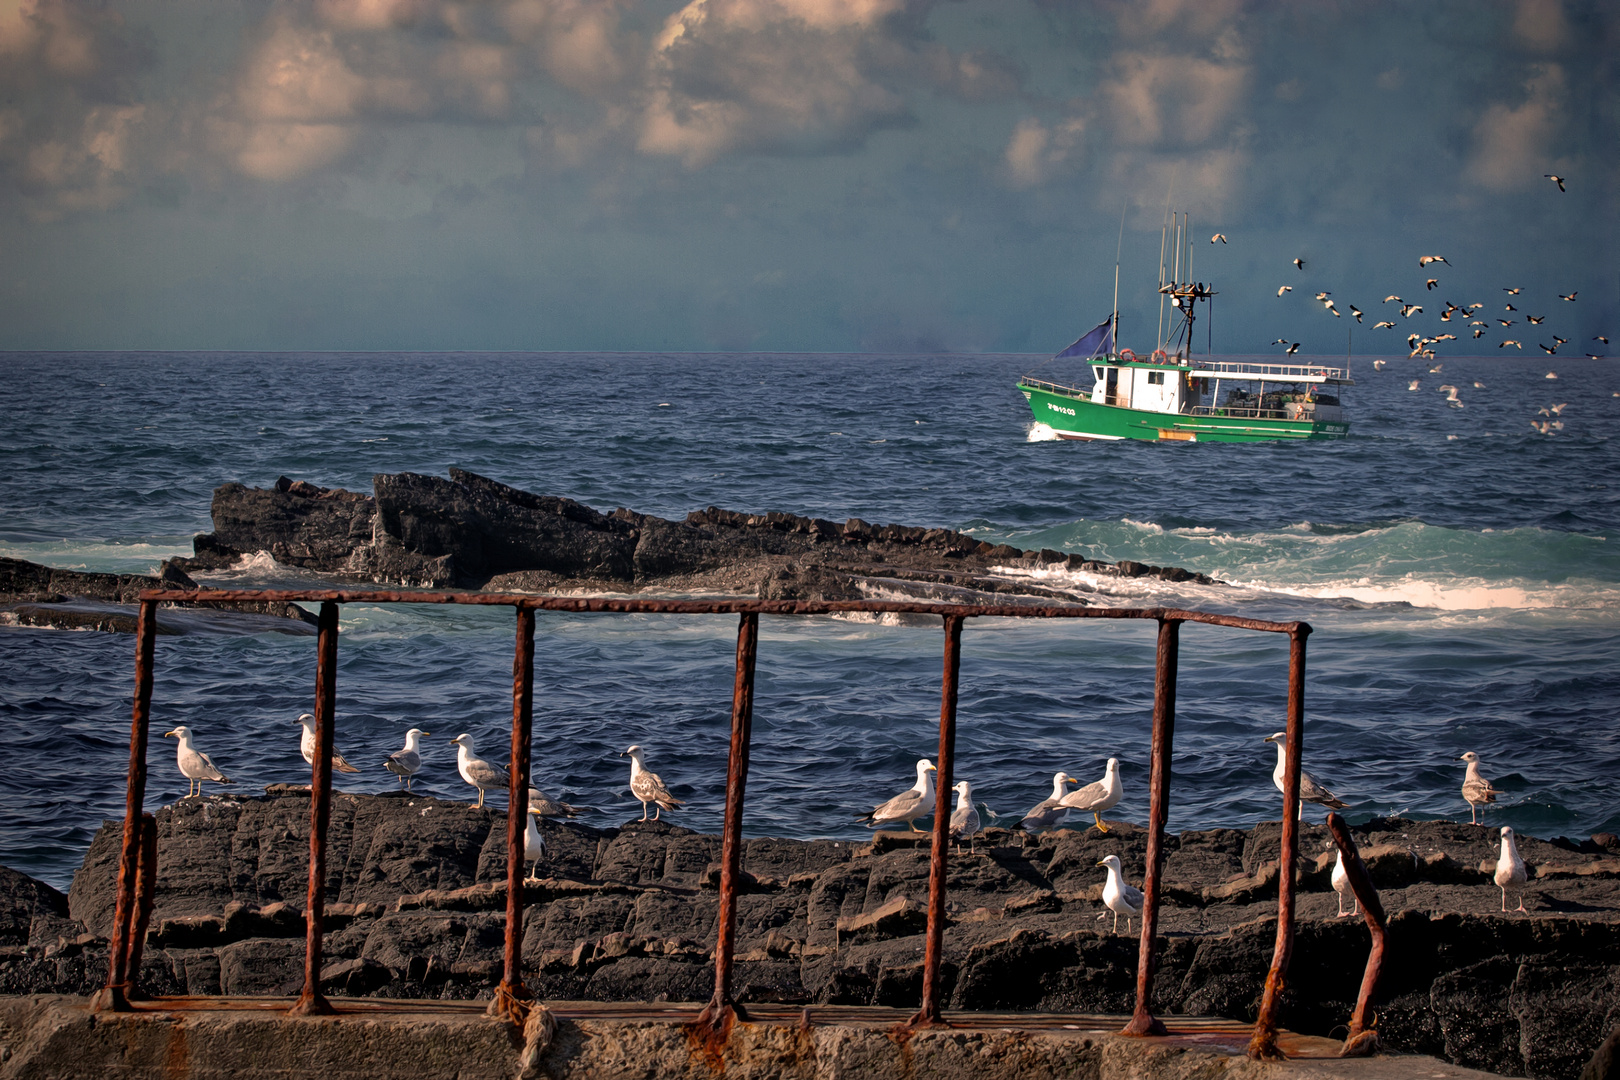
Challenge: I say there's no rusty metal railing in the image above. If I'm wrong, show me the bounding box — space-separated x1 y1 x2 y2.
93 587 1315 1049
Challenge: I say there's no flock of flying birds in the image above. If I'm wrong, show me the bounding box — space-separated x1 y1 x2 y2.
161 718 1534 929
1242 174 1614 432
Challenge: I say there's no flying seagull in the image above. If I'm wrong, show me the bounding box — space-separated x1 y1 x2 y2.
1559 292 1577 301
1418 255 1449 267
1425 278 1439 290
1373 321 1394 329
1315 291 1332 301
1211 233 1227 244
1285 342 1300 356
1383 295 1401 303
1501 340 1522 349
1400 304 1423 318
1277 285 1292 296
1596 336 1610 345
1293 258 1305 270
1349 305 1363 323
1545 174 1565 192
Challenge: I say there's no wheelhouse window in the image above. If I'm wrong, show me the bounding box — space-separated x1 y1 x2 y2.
1147 371 1165 385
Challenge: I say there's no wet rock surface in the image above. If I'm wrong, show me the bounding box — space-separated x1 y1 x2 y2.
5 792 1620 1076
170 469 1219 601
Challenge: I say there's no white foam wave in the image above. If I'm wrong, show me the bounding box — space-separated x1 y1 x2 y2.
1258 575 1620 612
0 538 193 574
1025 422 1061 443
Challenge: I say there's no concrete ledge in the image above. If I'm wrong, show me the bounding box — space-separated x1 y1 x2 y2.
0 996 1503 1080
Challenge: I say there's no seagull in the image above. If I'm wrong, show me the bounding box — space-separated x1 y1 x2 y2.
1531 420 1551 435
1526 315 1544 324
1096 855 1143 935
1419 255 1449 267
1546 371 1558 379
1373 320 1394 329
1539 343 1557 355
1059 758 1124 832
1285 342 1301 356
1315 291 1332 301
1272 337 1290 345
1499 319 1516 327
1505 303 1517 312
450 733 509 808
1262 731 1347 818
1552 335 1567 345
1545 174 1565 192
1459 752 1503 825
1330 847 1360 918
1503 287 1520 294
384 728 428 790
1293 258 1305 270
949 780 982 854
523 808 547 881
1501 340 1522 349
1400 304 1423 318
1559 292 1577 301
1474 329 1485 339
1474 381 1486 388
1549 402 1567 415
1277 285 1293 296
528 786 586 818
1407 333 1422 349
1349 305 1363 323
1383 295 1402 303
1326 303 1341 317
623 744 684 822
1408 380 1422 391
1372 359 1387 370
1495 827 1528 913
858 758 937 832
1019 771 1078 832
1425 278 1439 291
1211 233 1227 244
1596 336 1610 345
163 726 232 798
297 713 361 774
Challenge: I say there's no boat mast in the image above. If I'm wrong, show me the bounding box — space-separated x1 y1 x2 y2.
1112 204 1126 358
1156 212 1169 351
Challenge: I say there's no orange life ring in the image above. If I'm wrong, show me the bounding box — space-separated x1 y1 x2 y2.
1150 349 1169 364
1118 348 1136 362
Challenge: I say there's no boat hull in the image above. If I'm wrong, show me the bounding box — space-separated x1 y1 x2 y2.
1020 382 1349 443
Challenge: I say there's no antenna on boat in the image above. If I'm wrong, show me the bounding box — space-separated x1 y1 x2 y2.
1157 175 1174 351
1113 203 1126 358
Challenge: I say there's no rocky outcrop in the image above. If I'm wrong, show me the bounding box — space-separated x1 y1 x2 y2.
6 793 1620 1077
0 557 317 635
171 470 1218 601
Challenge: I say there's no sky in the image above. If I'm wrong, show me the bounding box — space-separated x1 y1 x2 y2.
2 0 1617 355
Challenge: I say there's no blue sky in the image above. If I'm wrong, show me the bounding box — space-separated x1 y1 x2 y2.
2 0 1615 354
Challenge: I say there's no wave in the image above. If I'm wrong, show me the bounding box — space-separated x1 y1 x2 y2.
0 537 193 574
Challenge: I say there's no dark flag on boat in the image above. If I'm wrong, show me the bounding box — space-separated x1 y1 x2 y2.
1054 316 1114 359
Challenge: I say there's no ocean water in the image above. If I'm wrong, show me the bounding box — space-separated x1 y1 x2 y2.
1 351 1617 891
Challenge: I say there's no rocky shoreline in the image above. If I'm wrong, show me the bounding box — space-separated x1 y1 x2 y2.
170 469 1217 602
3 791 1619 1077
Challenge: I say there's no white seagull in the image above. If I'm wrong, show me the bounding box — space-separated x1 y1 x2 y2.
1495 826 1528 913
1097 855 1144 935
623 744 683 821
857 758 937 832
523 808 547 882
1331 847 1360 918
1459 752 1502 825
297 713 361 774
1418 255 1449 267
450 733 509 808
1262 731 1347 818
163 726 232 798
949 780 982 853
1059 757 1123 832
384 728 428 790
1019 771 1078 832
528 786 586 818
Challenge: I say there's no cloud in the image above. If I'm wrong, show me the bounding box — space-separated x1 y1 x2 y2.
1102 51 1248 149
1466 63 1565 193
1003 116 1084 188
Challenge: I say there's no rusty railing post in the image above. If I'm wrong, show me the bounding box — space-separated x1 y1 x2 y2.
123 813 158 1001
1326 812 1388 1055
1123 616 1180 1036
92 597 158 1013
291 601 339 1016
910 612 964 1028
492 604 536 1023
697 611 760 1032
1249 623 1311 1059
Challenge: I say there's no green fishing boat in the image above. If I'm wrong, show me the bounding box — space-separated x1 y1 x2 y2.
1018 214 1352 443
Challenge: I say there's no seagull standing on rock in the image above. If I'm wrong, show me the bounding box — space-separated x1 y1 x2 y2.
164 726 233 798
1059 758 1123 832
856 758 936 832
949 780 982 853
1496 826 1528 913
1459 752 1502 825
1019 772 1077 832
297 713 361 775
1331 847 1360 918
450 733 509 808
384 728 428 790
1262 731 1347 818
523 808 547 882
1096 855 1143 935
623 745 684 822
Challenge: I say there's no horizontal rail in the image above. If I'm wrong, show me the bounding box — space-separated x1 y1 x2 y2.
135 589 1304 634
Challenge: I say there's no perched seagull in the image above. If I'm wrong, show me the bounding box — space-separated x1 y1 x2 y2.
623 744 683 822
858 758 937 832
1262 731 1347 818
1408 379 1422 391
1559 292 1577 301
1459 752 1503 825
450 733 509 808
1277 285 1293 296
1331 847 1360 918
1373 320 1395 329
1020 771 1078 832
1501 340 1522 349
297 713 361 774
528 786 586 818
1211 233 1227 244
1495 827 1529 913
1285 342 1301 356
384 728 428 791
949 781 982 854
1349 305 1363 323
1293 257 1305 270
1418 255 1449 267
1096 855 1143 935
1545 174 1565 192
523 808 547 881
1059 758 1124 832
164 726 232 798
1425 278 1439 291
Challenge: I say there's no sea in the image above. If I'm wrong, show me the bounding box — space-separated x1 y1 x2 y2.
2 351 1617 891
